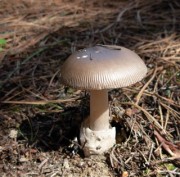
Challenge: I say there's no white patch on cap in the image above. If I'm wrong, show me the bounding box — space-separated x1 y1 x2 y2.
82 55 88 58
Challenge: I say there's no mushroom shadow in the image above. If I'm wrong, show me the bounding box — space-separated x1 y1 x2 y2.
18 105 87 153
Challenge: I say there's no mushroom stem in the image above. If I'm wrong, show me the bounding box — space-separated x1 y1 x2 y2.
89 90 110 131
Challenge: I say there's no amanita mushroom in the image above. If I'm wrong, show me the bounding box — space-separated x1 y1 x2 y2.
61 45 147 156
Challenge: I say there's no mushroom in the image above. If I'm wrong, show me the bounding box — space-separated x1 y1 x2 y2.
61 45 147 156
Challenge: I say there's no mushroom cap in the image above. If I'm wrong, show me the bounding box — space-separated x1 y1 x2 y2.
61 45 147 90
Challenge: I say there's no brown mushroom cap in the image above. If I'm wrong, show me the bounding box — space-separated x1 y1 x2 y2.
61 45 147 90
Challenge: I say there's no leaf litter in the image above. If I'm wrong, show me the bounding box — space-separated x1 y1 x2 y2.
0 0 180 176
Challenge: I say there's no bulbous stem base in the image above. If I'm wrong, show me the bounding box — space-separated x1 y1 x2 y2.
80 118 116 156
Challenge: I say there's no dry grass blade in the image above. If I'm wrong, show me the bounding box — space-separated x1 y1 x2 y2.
1 98 78 105
160 102 180 119
135 67 157 105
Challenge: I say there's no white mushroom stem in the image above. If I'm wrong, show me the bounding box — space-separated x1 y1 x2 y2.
89 90 110 131
80 89 116 156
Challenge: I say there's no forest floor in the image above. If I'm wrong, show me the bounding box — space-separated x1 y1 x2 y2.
0 0 180 176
